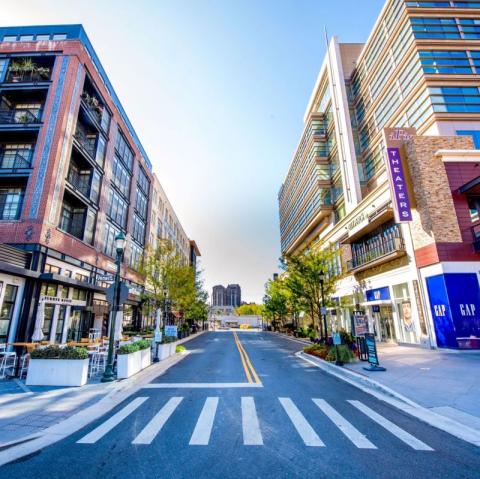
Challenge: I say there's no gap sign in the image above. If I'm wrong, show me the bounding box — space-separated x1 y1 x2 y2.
386 147 413 222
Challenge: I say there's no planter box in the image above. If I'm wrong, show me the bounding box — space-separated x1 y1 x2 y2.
117 349 142 379
140 347 151 369
169 342 177 356
26 359 89 387
158 343 171 361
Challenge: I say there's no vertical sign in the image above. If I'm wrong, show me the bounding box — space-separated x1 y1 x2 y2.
383 128 416 223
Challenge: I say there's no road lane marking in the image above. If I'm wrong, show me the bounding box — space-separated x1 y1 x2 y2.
142 382 263 388
234 332 253 383
132 397 183 445
348 400 434 451
241 396 263 445
189 397 219 445
279 398 325 447
77 397 148 444
312 399 377 449
234 332 261 384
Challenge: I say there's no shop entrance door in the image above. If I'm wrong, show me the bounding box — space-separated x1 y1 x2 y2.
379 305 397 342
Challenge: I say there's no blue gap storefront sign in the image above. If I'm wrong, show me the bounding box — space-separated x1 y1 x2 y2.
426 273 480 349
366 287 391 302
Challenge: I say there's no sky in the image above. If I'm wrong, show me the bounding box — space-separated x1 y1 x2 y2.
4 0 385 303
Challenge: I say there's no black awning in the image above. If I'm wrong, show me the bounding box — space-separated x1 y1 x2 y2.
39 272 106 292
459 176 480 195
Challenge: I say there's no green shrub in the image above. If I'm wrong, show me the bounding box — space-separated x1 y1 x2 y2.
117 343 140 355
135 339 151 350
162 335 177 344
31 345 88 360
176 345 186 353
325 344 354 363
304 344 328 359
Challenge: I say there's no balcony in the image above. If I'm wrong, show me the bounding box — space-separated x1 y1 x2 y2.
73 126 97 160
0 108 42 128
3 57 54 85
0 148 33 174
66 169 91 198
347 225 406 273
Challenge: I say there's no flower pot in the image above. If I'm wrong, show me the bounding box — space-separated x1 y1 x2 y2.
169 342 177 356
140 347 151 369
158 343 170 360
26 359 89 387
117 349 142 379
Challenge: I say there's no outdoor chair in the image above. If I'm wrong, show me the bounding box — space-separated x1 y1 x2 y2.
19 354 29 379
0 351 17 379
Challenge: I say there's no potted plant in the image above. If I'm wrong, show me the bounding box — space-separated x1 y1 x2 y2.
116 339 152 379
26 345 89 387
136 339 152 369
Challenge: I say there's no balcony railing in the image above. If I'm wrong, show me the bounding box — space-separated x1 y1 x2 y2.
73 128 96 159
347 232 405 272
0 150 33 170
66 170 91 198
0 108 42 125
5 70 51 83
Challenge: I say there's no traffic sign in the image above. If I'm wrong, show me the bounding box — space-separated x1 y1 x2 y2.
105 282 130 305
333 333 342 345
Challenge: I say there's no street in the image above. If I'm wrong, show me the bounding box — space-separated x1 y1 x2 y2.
2 331 479 479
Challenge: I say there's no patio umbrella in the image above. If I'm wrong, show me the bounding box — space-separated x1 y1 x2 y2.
114 310 124 341
155 308 162 331
31 301 45 342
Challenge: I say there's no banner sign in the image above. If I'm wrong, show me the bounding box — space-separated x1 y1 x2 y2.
164 325 178 338
354 313 368 336
386 148 413 222
364 333 379 365
366 287 391 302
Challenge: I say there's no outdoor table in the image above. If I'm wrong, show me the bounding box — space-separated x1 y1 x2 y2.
7 343 40 377
67 342 101 348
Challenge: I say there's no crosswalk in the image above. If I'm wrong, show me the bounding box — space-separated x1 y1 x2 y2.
76 396 434 451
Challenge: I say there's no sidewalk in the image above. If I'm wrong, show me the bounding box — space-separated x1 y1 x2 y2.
0 331 205 448
346 344 480 430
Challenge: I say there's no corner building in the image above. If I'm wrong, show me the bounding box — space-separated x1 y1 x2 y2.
0 25 196 345
279 0 480 349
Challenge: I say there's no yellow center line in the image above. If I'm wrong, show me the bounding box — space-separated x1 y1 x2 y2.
234 331 252 383
233 332 261 384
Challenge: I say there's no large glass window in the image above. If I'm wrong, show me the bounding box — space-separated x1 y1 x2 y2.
84 209 96 245
457 130 480 148
103 222 122 257
419 50 473 74
132 214 146 245
95 136 106 168
135 189 148 220
137 167 149 194
0 188 24 220
129 243 143 270
55 306 67 343
111 156 131 197
430 86 480 112
107 187 128 227
0 143 33 169
412 17 480 39
115 130 134 170
0 59 7 82
40 283 58 297
42 304 55 338
0 284 17 343
407 1 480 6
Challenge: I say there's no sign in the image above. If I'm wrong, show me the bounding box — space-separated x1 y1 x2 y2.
366 287 391 302
105 282 130 305
97 274 115 282
383 128 416 223
426 273 480 349
364 333 379 365
40 295 86 306
333 333 342 345
164 325 178 338
347 212 367 234
354 313 368 336
154 329 162 343
320 307 327 315
372 305 380 313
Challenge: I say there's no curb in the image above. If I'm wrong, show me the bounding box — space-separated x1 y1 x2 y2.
0 331 205 467
296 350 480 448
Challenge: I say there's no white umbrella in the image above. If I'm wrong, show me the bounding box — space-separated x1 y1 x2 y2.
155 308 162 331
114 310 124 341
31 301 45 342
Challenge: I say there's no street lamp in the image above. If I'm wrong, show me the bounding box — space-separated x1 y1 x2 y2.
319 270 327 342
102 231 126 382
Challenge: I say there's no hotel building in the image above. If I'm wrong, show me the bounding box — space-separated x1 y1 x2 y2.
0 25 197 344
279 0 480 349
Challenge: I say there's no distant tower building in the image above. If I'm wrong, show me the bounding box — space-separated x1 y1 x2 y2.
226 284 242 308
212 285 227 307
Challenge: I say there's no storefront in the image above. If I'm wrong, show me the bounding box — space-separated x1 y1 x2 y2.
0 272 25 344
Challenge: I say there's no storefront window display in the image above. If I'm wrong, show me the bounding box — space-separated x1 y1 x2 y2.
393 283 418 344
0 283 17 343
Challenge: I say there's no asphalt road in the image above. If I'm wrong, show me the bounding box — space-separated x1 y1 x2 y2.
2 331 480 479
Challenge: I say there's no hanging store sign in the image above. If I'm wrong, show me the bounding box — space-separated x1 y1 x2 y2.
383 128 416 223
366 287 391 302
40 295 86 306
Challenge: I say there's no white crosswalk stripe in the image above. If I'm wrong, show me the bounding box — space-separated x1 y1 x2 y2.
279 398 325 447
189 397 219 445
132 397 183 445
312 398 377 449
242 396 263 445
348 400 434 451
77 397 148 444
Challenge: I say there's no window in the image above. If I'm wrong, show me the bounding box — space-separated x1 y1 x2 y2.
468 196 480 222
107 187 128 227
95 136 106 168
411 17 480 40
132 215 146 245
115 130 134 170
111 156 131 197
0 188 24 220
44 264 61 274
0 143 34 169
100 108 111 133
19 35 34 42
59 202 85 239
40 283 58 297
129 243 143 270
72 288 87 301
457 130 480 148
137 167 149 194
419 50 473 74
61 286 70 299
75 272 89 283
0 284 17 342
55 306 67 343
90 170 101 204
64 270 73 278
84 209 96 245
52 34 67 40
0 59 7 82
407 1 480 6
430 86 480 112
3 36 17 42
135 189 148 219
36 34 50 41
103 222 122 257
42 305 55 338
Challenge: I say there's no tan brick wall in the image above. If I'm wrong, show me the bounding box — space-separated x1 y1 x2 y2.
404 135 473 249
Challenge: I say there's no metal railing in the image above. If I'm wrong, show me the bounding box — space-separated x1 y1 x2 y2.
0 150 33 169
0 108 42 125
5 70 51 83
73 128 96 158
66 170 91 198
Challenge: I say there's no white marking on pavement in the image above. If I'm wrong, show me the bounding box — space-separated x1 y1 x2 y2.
279 398 325 447
242 397 263 445
348 400 434 451
142 382 263 389
189 397 219 445
77 397 148 444
132 397 183 445
312 399 376 449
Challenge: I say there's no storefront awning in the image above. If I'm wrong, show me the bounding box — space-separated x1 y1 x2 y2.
459 175 480 195
360 300 392 306
39 272 106 292
341 205 394 244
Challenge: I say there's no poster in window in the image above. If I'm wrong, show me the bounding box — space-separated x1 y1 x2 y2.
401 301 415 332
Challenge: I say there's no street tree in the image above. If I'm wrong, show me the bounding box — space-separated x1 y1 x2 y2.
235 303 264 316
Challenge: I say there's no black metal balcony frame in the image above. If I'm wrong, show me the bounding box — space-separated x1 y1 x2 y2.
73 127 97 160
0 108 43 126
4 70 51 84
0 149 33 170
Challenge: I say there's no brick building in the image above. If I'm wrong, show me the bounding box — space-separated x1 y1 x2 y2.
0 25 198 344
279 0 480 349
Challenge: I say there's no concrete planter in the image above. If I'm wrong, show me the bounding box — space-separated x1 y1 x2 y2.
26 359 89 387
158 343 171 361
140 347 151 369
169 342 177 356
117 349 142 379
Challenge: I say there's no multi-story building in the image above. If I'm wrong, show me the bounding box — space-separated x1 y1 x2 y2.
212 285 227 307
226 284 242 308
0 24 198 344
279 0 480 350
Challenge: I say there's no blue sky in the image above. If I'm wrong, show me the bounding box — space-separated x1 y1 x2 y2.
4 0 385 302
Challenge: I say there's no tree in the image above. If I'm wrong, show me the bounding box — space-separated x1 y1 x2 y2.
235 303 264 316
263 278 289 330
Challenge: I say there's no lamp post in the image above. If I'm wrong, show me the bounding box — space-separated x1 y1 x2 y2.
319 270 327 342
102 232 126 382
